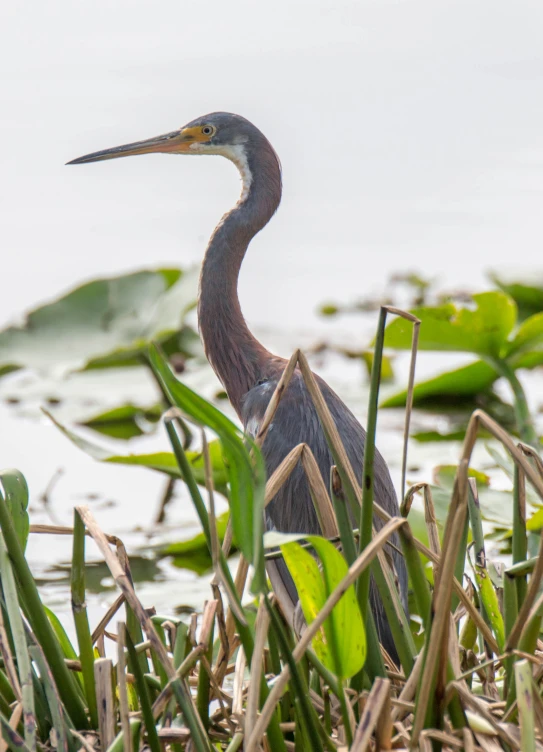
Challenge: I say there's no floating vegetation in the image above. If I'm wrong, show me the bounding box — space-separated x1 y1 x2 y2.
1 311 543 750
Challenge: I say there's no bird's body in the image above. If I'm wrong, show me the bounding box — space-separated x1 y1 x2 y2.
69 112 408 662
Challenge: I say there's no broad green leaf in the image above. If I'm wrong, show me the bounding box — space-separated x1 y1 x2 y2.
381 360 498 408
281 536 366 678
506 312 543 358
490 270 543 320
148 344 267 593
0 267 198 376
528 508 543 532
81 403 163 439
383 292 517 357
45 409 229 494
0 469 30 553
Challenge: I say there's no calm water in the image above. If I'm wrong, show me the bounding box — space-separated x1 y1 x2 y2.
2 0 543 626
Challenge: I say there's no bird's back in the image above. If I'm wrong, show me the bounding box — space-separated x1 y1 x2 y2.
242 367 408 663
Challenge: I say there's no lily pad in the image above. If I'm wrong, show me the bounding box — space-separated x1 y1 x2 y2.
0 267 198 377
381 360 499 408
383 292 517 358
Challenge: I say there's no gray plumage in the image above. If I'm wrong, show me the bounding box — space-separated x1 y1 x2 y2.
69 111 408 664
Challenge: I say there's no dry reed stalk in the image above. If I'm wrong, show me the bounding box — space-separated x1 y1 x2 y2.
75 505 211 748
410 463 468 744
420 484 441 558
158 727 191 742
382 307 420 502
116 623 131 752
0 704 22 752
91 594 125 644
69 730 98 752
301 445 339 538
264 443 305 507
246 516 406 749
462 727 475 752
214 557 250 684
0 601 21 703
419 729 464 748
350 678 392 751
461 411 543 498
245 595 271 752
296 351 360 500
94 658 115 750
451 681 519 747
232 646 247 720
390 651 423 723
255 350 300 448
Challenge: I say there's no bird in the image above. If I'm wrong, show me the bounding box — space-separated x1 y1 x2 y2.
68 112 408 663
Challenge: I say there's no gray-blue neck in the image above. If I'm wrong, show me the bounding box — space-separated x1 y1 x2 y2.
198 139 282 415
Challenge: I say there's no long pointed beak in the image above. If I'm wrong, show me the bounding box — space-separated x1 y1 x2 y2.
67 128 196 165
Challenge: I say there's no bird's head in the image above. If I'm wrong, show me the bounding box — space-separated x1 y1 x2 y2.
67 112 260 166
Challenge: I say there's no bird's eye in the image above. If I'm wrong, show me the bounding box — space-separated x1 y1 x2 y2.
201 126 215 137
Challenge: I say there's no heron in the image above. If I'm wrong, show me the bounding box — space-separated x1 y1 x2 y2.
68 112 408 662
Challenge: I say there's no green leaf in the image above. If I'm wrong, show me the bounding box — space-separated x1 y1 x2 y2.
45 606 78 661
0 469 29 553
281 536 366 678
148 344 267 593
0 267 198 376
383 292 517 357
161 511 233 574
507 312 543 358
490 270 543 320
471 561 506 653
81 403 163 439
44 409 229 494
381 360 499 408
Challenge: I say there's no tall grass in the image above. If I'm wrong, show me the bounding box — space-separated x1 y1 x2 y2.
0 311 542 750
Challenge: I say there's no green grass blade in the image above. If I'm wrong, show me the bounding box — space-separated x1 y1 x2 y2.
264 595 326 751
370 556 416 673
513 466 528 607
106 718 141 752
148 344 267 592
0 486 88 729
28 643 72 752
0 533 36 750
0 712 34 752
515 660 536 752
125 631 161 752
71 511 98 727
